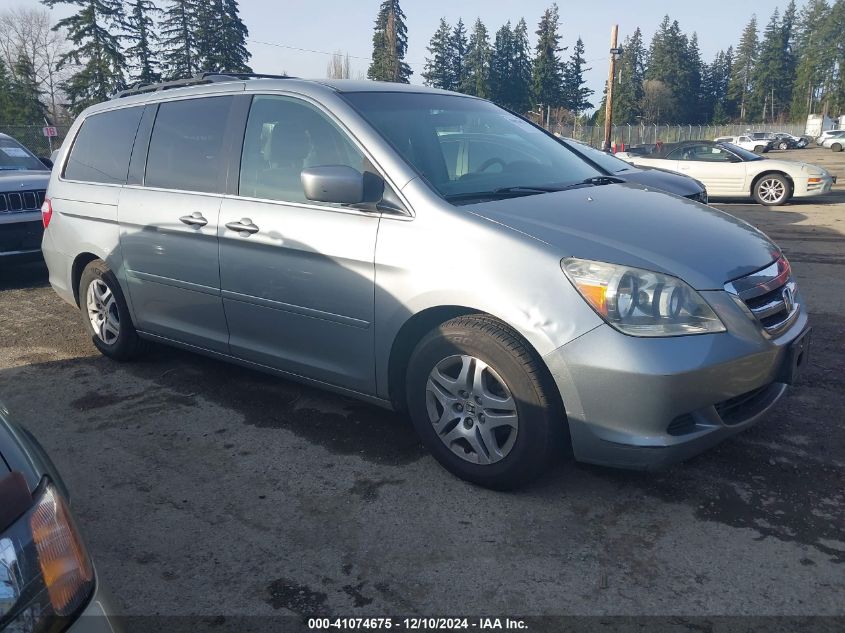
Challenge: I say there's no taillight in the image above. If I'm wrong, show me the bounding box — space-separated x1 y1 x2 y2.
41 197 53 228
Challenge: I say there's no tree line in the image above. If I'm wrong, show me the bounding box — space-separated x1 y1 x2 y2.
0 0 251 121
368 0 845 125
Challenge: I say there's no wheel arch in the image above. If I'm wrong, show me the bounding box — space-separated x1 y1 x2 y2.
751 170 794 198
71 252 101 306
386 306 563 415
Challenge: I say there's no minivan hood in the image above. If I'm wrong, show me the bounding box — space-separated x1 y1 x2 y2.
466 182 778 289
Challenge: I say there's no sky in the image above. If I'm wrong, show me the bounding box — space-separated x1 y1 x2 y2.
14 0 790 112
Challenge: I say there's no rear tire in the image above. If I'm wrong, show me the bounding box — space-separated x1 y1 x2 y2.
405 315 563 490
752 173 791 206
778 141 789 150
78 260 147 360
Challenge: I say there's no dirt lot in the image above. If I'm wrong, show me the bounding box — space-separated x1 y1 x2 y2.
0 147 843 622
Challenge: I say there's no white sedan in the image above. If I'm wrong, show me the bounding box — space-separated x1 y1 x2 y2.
820 131 845 151
616 141 835 206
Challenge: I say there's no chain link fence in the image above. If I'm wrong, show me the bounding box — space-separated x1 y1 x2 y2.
551 122 808 148
2 121 810 158
0 124 72 158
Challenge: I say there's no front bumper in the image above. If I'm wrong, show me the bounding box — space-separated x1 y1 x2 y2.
795 174 836 198
544 289 809 470
65 577 122 633
0 214 42 261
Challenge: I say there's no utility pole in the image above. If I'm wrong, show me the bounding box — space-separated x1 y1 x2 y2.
603 24 621 151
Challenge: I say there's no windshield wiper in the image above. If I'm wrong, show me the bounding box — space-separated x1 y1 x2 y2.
444 177 624 202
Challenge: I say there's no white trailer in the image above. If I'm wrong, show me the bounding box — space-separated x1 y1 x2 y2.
806 114 835 137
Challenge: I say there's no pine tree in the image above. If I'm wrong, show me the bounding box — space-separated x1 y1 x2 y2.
790 1 833 118
489 21 514 107
368 0 412 83
532 3 565 107
686 33 704 122
423 18 453 89
160 0 199 79
461 18 491 97
612 28 645 124
828 0 845 114
12 54 49 123
714 47 734 122
449 19 468 92
561 36 593 114
510 18 533 113
194 0 221 70
728 15 758 121
0 59 14 123
125 0 161 84
42 0 127 113
645 16 693 121
216 0 252 71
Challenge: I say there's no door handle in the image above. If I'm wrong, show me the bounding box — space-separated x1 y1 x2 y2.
179 212 208 227
225 218 260 236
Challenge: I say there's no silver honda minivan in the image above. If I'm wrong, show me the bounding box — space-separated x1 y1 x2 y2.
41 75 810 489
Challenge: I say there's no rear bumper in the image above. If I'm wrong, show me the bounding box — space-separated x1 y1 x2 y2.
544 290 809 470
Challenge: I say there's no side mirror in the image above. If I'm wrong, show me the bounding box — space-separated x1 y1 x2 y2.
38 156 53 169
301 165 384 205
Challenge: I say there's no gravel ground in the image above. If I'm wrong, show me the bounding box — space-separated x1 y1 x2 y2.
0 147 842 622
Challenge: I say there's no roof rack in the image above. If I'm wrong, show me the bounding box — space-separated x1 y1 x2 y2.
112 72 295 99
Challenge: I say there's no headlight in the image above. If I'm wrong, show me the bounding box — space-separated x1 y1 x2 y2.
0 480 94 632
562 258 726 336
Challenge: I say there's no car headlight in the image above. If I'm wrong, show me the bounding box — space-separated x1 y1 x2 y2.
562 258 726 336
0 479 94 632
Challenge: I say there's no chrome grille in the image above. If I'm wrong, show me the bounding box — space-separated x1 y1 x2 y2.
725 256 799 336
0 190 45 213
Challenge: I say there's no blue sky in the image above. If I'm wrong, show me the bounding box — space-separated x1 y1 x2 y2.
29 0 789 110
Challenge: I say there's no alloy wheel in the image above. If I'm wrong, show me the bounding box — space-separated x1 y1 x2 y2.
757 178 787 204
425 354 519 465
86 279 120 344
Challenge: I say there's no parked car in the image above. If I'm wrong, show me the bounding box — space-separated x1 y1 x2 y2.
713 135 771 153
560 138 708 202
771 133 808 149
42 74 811 488
820 130 845 151
0 134 51 263
617 140 835 206
816 129 845 145
0 402 118 631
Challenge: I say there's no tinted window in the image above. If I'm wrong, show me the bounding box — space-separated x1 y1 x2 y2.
239 95 365 204
64 107 143 183
668 144 733 162
343 92 600 204
145 96 233 193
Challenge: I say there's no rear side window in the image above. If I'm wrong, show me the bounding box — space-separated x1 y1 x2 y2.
145 96 233 193
63 107 143 184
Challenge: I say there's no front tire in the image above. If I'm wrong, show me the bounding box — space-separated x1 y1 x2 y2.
79 260 146 360
753 173 791 206
753 145 766 154
832 142 843 152
778 141 789 150
405 315 563 489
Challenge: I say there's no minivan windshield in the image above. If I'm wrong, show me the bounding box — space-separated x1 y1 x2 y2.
342 92 602 203
0 137 47 171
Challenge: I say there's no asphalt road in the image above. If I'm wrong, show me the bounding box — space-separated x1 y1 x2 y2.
0 148 843 622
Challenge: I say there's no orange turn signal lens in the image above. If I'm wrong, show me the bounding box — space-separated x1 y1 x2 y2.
808 177 822 183
29 486 94 615
576 283 609 316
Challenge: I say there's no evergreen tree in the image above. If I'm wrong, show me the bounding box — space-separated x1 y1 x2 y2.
645 16 693 121
216 0 252 71
532 3 565 107
0 59 14 123
702 48 733 122
368 0 412 83
510 18 533 113
608 28 645 125
728 15 758 121
561 36 593 113
752 9 790 121
160 0 199 79
828 0 845 114
42 0 127 113
686 33 704 122
12 54 49 123
423 18 453 89
449 19 468 91
194 0 221 70
125 0 161 84
489 21 514 107
461 18 491 97
790 0 833 118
